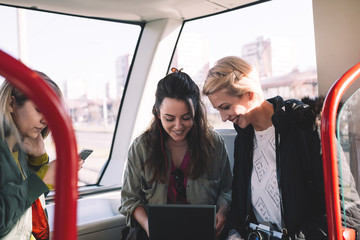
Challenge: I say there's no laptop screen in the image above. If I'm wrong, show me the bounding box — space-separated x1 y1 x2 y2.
148 204 216 240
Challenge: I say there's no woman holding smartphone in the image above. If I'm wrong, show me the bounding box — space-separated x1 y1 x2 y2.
0 71 83 239
0 71 63 239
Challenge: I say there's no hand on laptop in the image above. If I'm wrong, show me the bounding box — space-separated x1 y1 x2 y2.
226 229 244 240
133 206 150 236
216 204 229 237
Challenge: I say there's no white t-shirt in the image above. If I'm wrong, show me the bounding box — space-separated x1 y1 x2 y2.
0 207 32 240
251 125 282 230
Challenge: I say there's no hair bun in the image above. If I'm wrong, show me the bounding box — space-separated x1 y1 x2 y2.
171 67 183 73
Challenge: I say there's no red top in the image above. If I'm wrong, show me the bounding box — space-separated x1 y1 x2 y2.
167 151 190 204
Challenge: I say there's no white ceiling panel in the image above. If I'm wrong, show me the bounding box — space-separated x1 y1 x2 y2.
0 0 262 22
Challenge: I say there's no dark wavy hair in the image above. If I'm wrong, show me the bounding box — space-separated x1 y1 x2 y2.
144 70 214 183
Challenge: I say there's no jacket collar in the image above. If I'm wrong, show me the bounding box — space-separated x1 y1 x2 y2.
233 96 315 135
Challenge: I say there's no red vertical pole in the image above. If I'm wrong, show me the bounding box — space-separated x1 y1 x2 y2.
321 62 360 240
0 50 78 240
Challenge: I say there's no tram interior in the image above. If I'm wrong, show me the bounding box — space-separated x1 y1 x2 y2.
0 0 360 239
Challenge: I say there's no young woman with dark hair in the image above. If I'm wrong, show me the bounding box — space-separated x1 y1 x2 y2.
120 69 232 239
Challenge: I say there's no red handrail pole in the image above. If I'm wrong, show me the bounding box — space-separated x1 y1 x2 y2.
321 62 360 240
0 49 78 240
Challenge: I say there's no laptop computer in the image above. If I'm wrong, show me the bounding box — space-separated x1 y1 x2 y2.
148 204 216 240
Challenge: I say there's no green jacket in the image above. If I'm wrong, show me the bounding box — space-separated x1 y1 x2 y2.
0 139 49 238
119 130 232 227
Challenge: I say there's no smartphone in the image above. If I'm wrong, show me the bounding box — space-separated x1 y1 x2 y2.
79 148 93 160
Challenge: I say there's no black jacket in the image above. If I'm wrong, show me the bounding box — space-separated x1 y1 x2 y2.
225 96 328 239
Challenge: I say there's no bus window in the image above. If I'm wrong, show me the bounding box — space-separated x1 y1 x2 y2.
171 0 317 129
337 89 360 232
0 5 141 186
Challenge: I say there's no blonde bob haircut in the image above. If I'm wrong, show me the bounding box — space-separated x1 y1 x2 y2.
203 56 264 99
0 71 62 141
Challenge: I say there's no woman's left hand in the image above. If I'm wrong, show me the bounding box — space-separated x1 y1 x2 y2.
215 204 229 237
22 134 45 157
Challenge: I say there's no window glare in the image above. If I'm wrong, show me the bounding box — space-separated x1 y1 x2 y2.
0 5 141 185
172 0 317 129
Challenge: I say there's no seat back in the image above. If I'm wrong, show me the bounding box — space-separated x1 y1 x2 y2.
215 129 236 172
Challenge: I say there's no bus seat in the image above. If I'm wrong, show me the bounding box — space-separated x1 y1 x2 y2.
215 129 236 172
46 190 126 240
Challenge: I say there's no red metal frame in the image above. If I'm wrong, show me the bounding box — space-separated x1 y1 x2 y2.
0 50 78 240
321 62 360 240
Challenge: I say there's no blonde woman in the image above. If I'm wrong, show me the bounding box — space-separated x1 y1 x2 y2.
203 56 327 240
0 71 69 240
